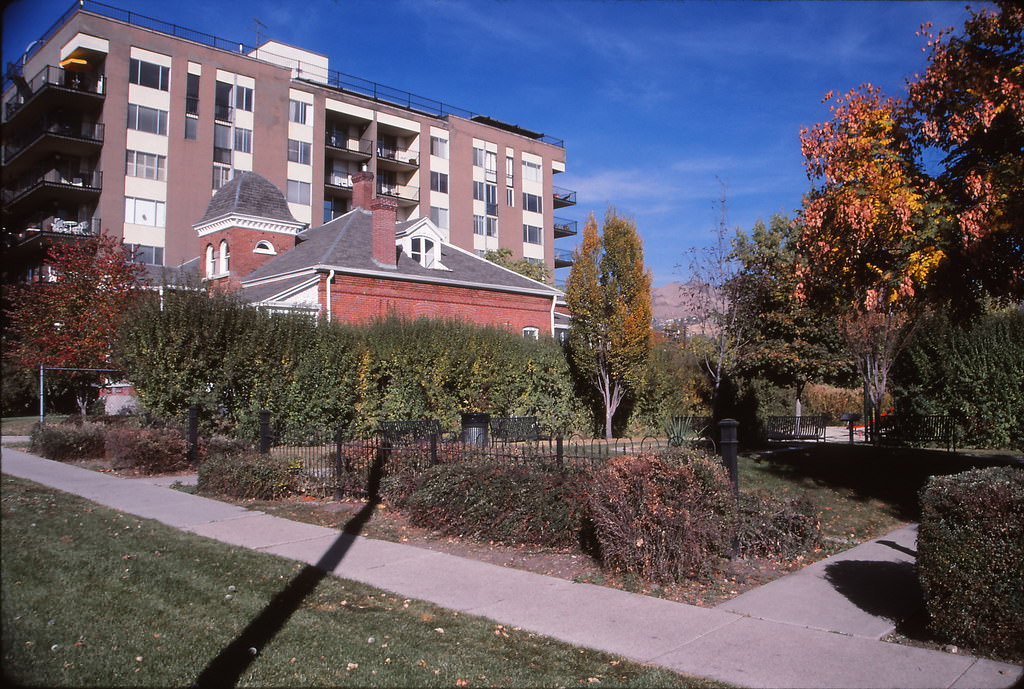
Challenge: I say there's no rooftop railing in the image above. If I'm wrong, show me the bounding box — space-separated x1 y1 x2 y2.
7 0 564 148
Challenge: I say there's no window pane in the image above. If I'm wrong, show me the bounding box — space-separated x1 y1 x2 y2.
287 179 310 204
289 100 307 124
234 127 252 153
235 85 253 112
185 115 198 140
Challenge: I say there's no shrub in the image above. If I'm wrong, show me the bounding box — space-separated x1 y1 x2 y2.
104 426 188 474
398 463 588 548
737 491 820 559
29 422 106 461
201 434 253 460
586 450 736 583
917 466 1024 660
197 452 297 501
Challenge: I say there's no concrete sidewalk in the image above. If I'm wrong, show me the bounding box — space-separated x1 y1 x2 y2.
2 446 1021 689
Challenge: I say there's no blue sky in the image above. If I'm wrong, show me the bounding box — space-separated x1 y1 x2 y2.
3 0 981 286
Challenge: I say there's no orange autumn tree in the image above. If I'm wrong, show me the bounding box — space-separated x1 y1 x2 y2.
795 85 938 435
909 1 1024 305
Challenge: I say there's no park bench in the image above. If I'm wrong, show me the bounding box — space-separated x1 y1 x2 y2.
763 415 827 442
489 416 548 443
378 419 443 444
876 414 957 451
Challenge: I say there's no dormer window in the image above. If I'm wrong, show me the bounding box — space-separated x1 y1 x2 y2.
254 240 277 255
410 237 436 268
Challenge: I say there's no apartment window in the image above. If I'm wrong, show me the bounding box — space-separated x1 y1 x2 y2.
288 99 308 124
487 217 499 237
184 115 198 140
522 327 540 340
473 214 485 236
235 85 253 112
213 123 232 164
473 181 485 201
124 197 166 227
185 73 200 115
506 156 515 184
234 127 252 153
287 139 311 164
523 224 543 245
212 164 233 190
523 192 543 214
472 146 485 167
214 81 233 121
127 103 168 135
287 179 311 205
430 135 448 159
129 58 169 91
125 150 166 180
484 150 497 176
506 187 514 207
430 171 448 194
127 243 164 266
523 160 542 183
429 206 449 230
410 237 436 268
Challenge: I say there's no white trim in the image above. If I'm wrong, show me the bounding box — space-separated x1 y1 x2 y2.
194 213 307 238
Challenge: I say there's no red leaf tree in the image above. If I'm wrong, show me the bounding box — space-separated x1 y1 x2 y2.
4 235 146 415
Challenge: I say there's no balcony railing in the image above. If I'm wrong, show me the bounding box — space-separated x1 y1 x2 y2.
4 65 106 121
552 186 577 208
327 173 353 189
2 168 103 205
376 145 419 166
213 103 233 122
554 248 574 268
553 217 578 238
3 119 104 164
376 183 419 203
326 132 372 156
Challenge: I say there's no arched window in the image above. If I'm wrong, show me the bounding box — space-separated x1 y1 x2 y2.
205 244 215 277
219 239 229 274
410 237 435 268
522 326 540 340
254 240 276 255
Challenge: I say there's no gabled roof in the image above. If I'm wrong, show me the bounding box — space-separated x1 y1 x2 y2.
239 208 562 299
199 172 297 224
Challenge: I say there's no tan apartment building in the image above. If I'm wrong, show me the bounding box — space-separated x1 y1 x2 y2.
2 1 577 283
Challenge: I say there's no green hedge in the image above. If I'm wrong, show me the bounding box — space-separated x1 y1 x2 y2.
893 308 1024 449
917 466 1024 660
29 422 106 461
115 291 584 439
197 453 299 501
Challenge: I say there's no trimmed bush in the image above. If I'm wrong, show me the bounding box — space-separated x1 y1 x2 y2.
103 426 188 474
917 466 1024 660
586 450 736 583
29 422 106 461
197 453 297 501
398 463 588 548
737 491 820 559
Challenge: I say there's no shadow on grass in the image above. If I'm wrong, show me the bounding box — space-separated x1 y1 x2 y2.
753 443 1021 520
193 446 388 688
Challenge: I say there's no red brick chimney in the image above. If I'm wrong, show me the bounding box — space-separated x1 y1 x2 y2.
352 170 374 210
370 196 398 268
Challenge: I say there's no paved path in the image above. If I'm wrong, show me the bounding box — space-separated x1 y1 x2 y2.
2 446 1021 688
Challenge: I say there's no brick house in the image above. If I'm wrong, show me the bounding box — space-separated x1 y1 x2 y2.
193 170 565 336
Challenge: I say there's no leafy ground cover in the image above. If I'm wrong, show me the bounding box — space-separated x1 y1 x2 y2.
1 475 727 688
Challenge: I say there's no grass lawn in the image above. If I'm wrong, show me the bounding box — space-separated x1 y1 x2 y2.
1 475 727 688
1 416 47 437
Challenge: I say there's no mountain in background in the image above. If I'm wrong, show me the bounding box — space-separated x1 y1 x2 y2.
651 281 711 321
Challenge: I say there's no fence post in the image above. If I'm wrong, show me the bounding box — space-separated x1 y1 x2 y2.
186 404 199 465
718 419 739 496
334 426 344 500
556 435 564 469
430 433 438 466
258 410 272 455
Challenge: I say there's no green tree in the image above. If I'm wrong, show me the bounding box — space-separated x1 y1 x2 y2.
482 247 551 283
566 210 653 439
729 213 851 413
4 234 144 415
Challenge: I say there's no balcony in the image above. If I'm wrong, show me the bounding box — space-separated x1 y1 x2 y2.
2 169 102 214
3 119 104 173
554 248 575 268
552 186 577 209
553 217 578 238
325 132 372 161
325 173 354 194
4 65 105 124
376 182 419 207
376 145 419 171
